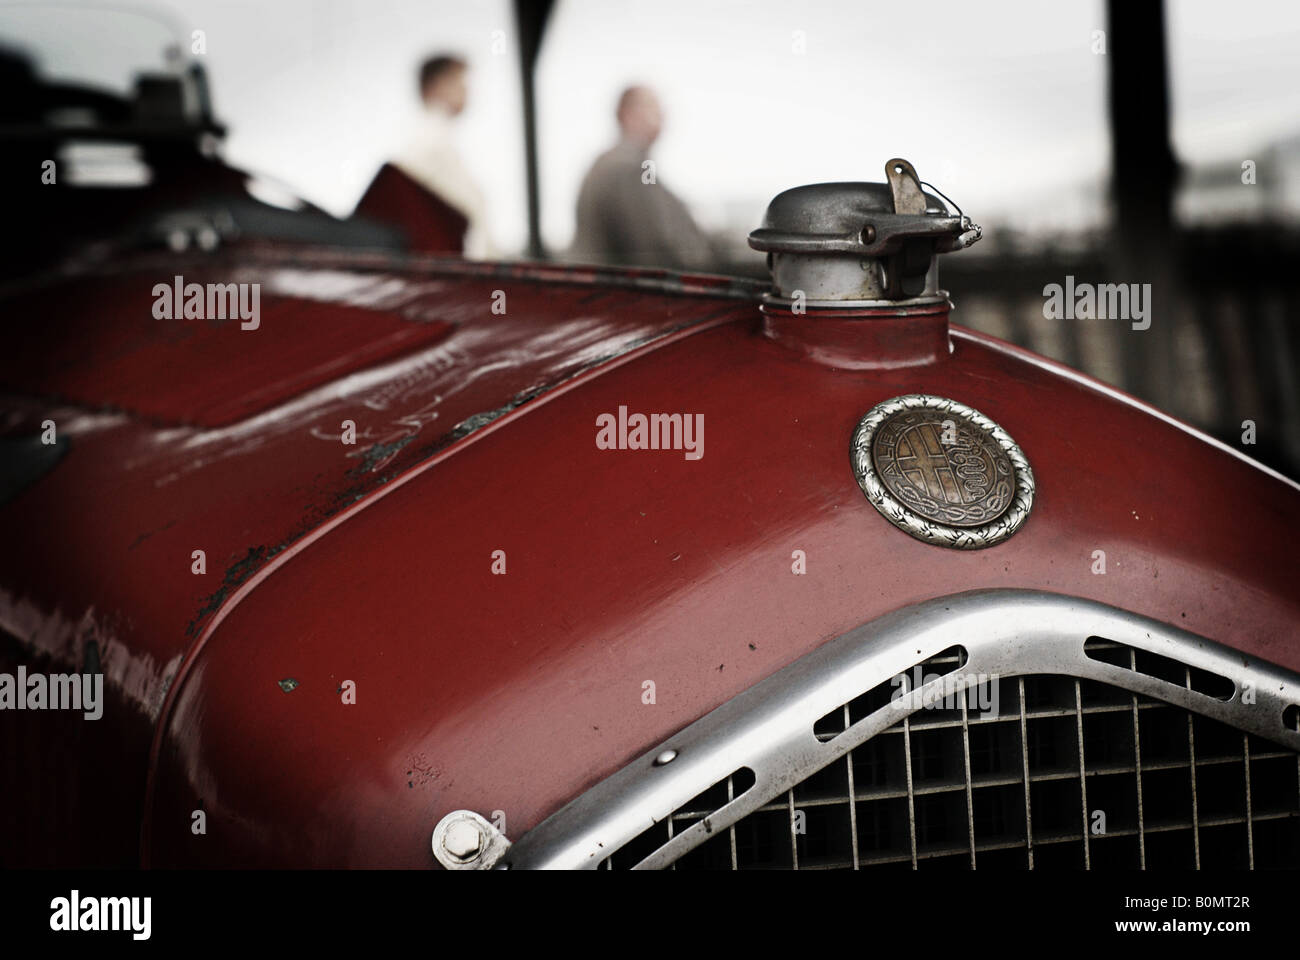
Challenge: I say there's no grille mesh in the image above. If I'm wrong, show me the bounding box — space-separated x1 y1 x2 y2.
606 655 1300 869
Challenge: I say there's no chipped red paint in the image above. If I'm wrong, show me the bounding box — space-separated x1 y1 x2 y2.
2 247 1297 868
0 249 751 866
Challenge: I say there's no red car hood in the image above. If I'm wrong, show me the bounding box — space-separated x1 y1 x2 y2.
1 248 1295 867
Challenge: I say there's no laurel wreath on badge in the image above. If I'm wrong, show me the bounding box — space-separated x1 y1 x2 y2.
850 394 1034 549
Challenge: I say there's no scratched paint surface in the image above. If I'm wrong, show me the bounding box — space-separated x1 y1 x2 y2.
0 248 754 864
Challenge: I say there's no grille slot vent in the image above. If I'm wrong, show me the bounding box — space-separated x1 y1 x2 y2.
1084 636 1234 701
663 675 1300 869
604 767 756 869
814 645 968 741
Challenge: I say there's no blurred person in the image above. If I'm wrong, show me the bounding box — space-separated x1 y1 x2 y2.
571 85 712 270
355 54 492 257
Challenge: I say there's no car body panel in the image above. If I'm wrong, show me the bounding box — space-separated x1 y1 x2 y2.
0 248 754 865
7 252 1283 868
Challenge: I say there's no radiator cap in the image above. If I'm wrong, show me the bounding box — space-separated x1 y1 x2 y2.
748 158 980 303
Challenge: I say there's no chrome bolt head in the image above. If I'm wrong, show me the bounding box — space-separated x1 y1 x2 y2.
432 810 510 870
442 819 483 861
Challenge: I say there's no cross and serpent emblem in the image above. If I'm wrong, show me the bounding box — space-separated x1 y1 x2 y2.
871 410 1014 527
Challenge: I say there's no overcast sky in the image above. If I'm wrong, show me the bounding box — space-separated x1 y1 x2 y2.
7 0 1300 254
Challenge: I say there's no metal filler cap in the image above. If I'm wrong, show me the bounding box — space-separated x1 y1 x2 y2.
748 158 981 304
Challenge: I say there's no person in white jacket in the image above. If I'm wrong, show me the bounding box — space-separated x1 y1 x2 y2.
391 54 493 259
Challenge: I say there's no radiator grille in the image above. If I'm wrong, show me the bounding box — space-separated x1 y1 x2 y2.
608 660 1300 869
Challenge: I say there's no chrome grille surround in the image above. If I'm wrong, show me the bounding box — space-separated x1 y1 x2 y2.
501 590 1300 869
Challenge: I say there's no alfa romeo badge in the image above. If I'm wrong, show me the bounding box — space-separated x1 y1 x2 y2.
850 395 1034 549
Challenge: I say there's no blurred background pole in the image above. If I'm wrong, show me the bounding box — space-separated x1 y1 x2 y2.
1106 0 1180 409
514 0 554 260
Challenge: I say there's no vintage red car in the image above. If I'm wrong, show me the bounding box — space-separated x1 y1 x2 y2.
2 15 1298 874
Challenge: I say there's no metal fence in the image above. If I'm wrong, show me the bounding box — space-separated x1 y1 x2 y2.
933 224 1300 482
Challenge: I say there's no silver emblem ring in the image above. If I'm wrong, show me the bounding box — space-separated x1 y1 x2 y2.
851 394 1034 549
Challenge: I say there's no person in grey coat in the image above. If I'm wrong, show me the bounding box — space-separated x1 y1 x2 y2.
571 86 713 271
